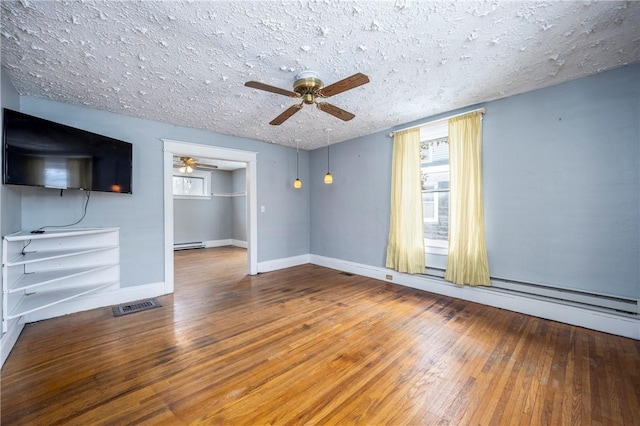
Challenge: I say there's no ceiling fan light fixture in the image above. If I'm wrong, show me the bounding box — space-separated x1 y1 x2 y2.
245 71 369 125
178 156 197 173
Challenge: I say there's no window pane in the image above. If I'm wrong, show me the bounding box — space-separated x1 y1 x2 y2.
421 132 449 250
422 170 449 190
420 137 448 166
183 177 204 195
423 192 435 221
424 191 449 242
431 142 449 163
173 176 183 194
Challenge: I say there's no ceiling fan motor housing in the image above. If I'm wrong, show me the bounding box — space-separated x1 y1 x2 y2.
294 70 323 104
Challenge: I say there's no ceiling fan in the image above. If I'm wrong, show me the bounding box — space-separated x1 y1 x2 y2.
245 70 370 125
173 156 218 173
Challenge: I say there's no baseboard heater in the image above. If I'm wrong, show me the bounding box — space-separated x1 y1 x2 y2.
174 242 205 251
424 268 638 315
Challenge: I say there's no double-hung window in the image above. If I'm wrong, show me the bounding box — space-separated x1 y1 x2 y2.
173 169 211 199
420 120 449 255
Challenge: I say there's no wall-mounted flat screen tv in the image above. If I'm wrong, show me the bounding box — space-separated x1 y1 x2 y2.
2 109 132 194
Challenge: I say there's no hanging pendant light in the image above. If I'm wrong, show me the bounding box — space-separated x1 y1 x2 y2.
293 140 302 189
324 129 333 184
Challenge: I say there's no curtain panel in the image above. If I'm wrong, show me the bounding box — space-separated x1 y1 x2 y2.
386 128 426 274
444 111 491 286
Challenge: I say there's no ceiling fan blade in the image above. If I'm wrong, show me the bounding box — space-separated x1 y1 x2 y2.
270 104 303 125
319 73 370 98
245 81 299 97
195 163 218 170
316 102 355 121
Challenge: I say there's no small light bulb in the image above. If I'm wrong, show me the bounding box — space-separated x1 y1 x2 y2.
294 178 302 189
324 172 333 184
179 166 186 173
186 166 193 173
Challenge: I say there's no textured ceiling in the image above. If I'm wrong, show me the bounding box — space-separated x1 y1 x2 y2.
2 1 639 150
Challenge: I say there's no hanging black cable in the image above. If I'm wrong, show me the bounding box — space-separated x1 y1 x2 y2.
31 191 91 234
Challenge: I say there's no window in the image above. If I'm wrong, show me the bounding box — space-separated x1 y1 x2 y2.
420 121 449 254
173 169 211 199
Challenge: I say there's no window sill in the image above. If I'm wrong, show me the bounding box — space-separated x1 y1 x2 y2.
425 246 448 256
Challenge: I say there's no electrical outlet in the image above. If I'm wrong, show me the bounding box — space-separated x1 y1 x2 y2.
385 274 393 280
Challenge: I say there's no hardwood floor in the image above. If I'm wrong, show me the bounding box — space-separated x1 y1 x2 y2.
2 247 639 425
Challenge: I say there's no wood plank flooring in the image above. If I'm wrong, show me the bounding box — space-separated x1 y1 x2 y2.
2 247 639 425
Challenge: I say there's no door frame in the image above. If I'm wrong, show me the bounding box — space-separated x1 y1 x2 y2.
162 139 258 294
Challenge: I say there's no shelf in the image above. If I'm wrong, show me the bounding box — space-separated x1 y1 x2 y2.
3 227 120 334
4 227 119 242
6 282 117 319
5 245 119 267
7 264 119 293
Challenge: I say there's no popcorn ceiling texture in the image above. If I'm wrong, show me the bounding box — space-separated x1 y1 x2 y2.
1 0 639 150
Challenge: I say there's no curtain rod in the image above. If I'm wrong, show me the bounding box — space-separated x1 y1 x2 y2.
388 107 486 137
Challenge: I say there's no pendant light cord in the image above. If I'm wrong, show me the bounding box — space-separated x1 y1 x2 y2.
327 144 330 172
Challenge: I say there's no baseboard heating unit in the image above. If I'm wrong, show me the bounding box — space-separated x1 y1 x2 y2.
490 277 638 315
174 242 204 251
424 268 638 315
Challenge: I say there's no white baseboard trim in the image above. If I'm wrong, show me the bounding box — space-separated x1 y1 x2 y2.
258 254 311 273
177 240 247 249
310 255 640 340
232 239 247 248
1 316 25 368
23 281 167 324
204 239 233 248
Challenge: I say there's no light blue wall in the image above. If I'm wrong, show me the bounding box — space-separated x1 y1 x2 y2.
310 63 640 299
231 168 247 242
174 170 233 244
259 147 310 257
310 134 392 266
15 97 311 287
1 70 21 236
482 63 639 297
1 68 22 333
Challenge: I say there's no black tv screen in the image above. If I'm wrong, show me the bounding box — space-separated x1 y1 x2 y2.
2 109 132 194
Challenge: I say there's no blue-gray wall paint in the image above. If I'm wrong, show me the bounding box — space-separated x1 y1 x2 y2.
310 63 640 299
1 70 22 237
1 68 22 331
15 97 311 287
482 63 639 298
310 133 392 267
174 170 233 244
231 168 247 242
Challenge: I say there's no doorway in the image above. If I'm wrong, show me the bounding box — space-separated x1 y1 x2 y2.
162 139 258 295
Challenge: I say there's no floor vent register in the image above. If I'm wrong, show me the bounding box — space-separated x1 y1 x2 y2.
112 299 162 317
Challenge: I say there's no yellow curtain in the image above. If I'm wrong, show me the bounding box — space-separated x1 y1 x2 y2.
445 112 491 286
386 128 425 274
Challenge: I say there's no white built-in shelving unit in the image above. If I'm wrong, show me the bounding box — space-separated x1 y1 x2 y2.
2 228 120 332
